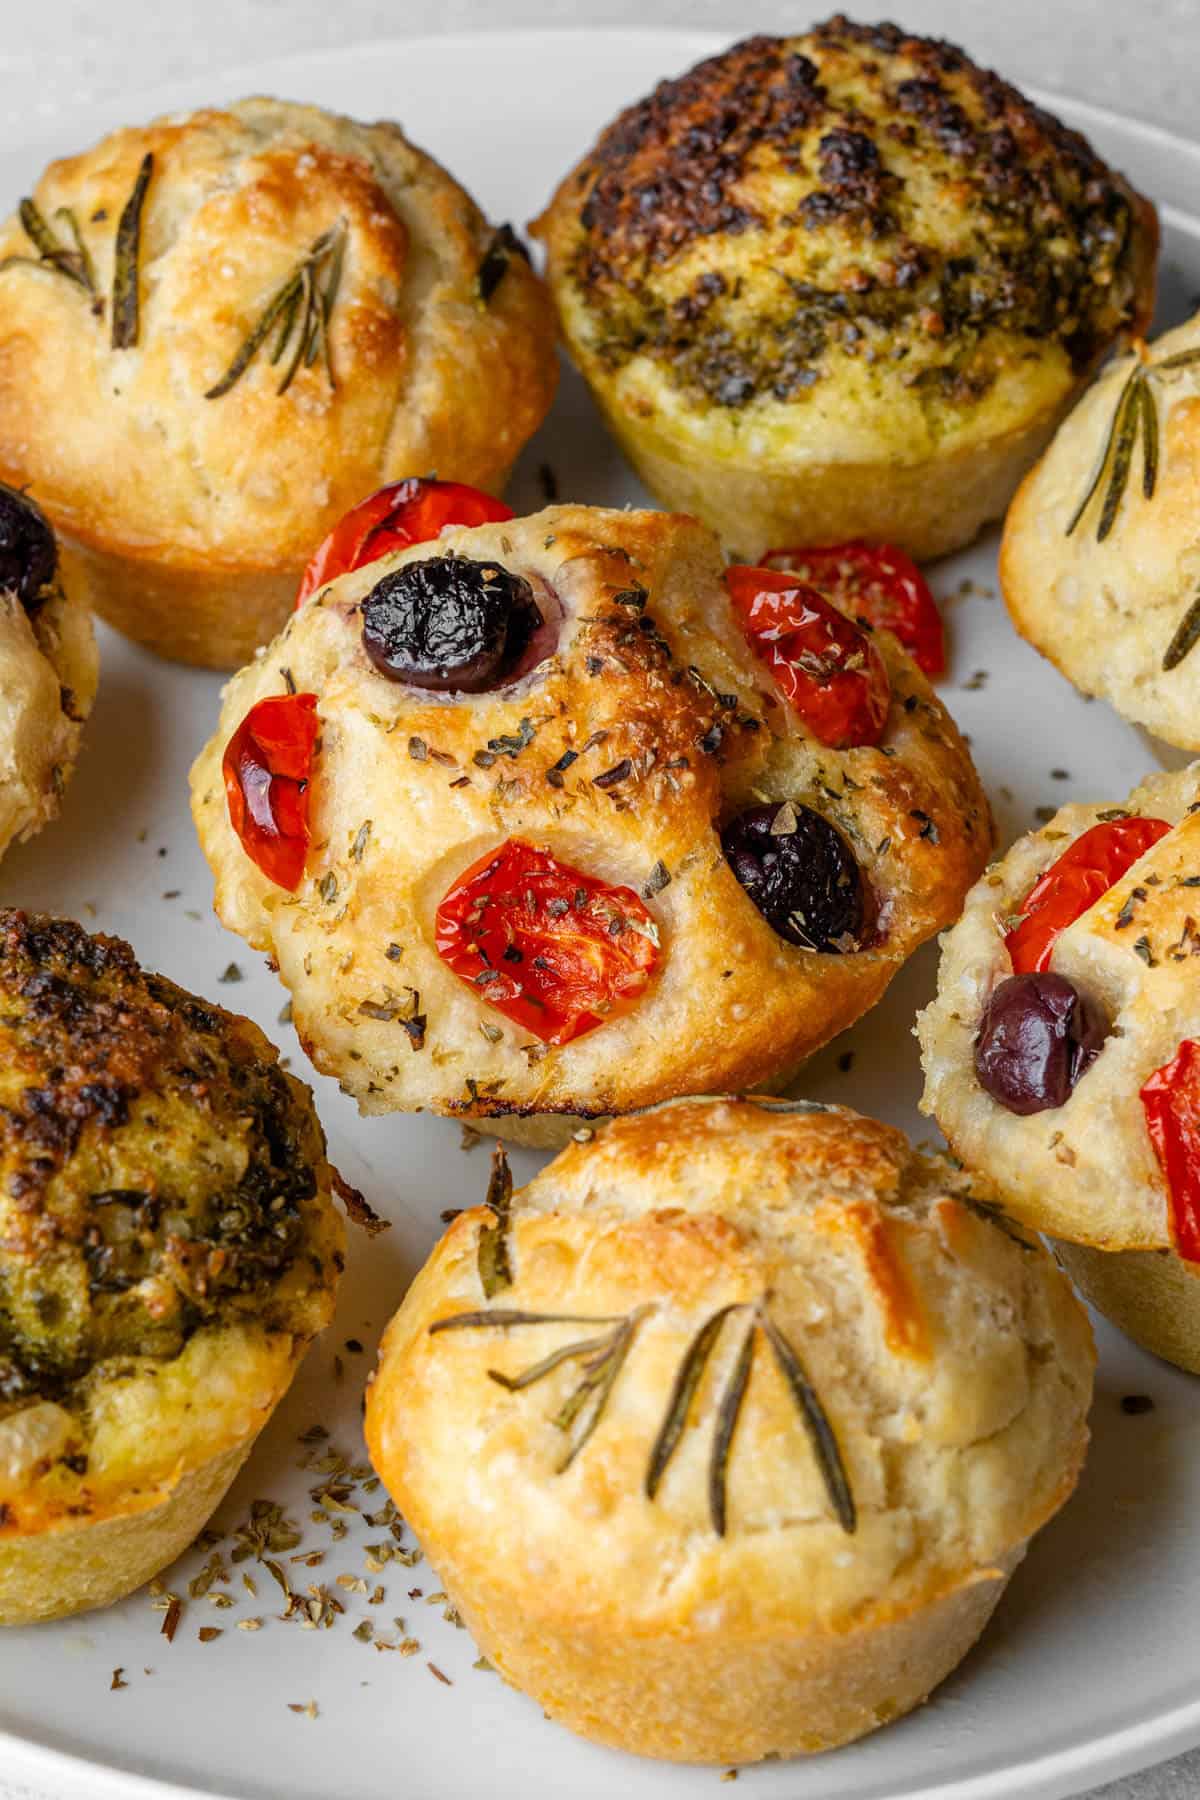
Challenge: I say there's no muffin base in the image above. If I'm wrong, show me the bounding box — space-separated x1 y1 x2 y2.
442 1548 1022 1763
0 1438 253 1625
593 394 1067 565
59 536 298 672
1053 1239 1200 1375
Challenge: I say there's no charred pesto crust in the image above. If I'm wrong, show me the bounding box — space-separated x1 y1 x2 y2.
0 911 340 1412
547 20 1153 412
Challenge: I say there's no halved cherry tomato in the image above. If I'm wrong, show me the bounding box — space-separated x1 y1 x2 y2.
1141 1039 1200 1263
725 564 890 749
296 478 514 605
762 541 945 676
1005 817 1171 974
434 839 660 1045
223 693 319 891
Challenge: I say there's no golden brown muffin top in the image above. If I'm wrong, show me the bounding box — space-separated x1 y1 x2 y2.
536 18 1154 412
0 911 341 1413
191 505 991 1129
368 1099 1094 1631
0 98 555 567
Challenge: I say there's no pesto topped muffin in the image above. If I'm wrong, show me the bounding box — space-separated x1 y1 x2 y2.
533 18 1157 560
0 911 345 1622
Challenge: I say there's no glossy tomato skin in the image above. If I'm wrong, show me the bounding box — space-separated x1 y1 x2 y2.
1141 1039 1200 1264
1005 817 1172 974
763 540 945 676
296 479 515 605
222 693 318 891
725 565 890 749
434 839 660 1045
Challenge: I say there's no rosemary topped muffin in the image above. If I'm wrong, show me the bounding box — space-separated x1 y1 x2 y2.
190 496 990 1145
532 18 1157 560
365 1097 1093 1764
0 97 557 668
0 911 344 1622
0 484 96 863
1001 313 1200 748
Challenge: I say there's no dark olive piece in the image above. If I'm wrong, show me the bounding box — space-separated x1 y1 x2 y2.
360 556 542 693
974 971 1107 1116
0 483 56 612
720 802 867 952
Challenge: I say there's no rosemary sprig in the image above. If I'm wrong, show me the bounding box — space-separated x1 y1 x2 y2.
708 1319 756 1538
1067 347 1200 543
1163 587 1200 672
111 152 153 349
554 1309 644 1474
956 1190 1039 1251
477 1145 513 1298
1 197 97 294
1136 373 1159 500
428 1295 858 1537
758 1313 856 1534
429 1308 623 1334
204 224 346 400
486 1336 610 1391
645 1305 738 1500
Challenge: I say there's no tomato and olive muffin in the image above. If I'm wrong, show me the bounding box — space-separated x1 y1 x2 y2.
0 98 557 670
191 491 990 1145
0 485 97 864
365 1097 1093 1764
919 764 1200 1371
1001 315 1200 749
532 19 1157 562
0 911 344 1623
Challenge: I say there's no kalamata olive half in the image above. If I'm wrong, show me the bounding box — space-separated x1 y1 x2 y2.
360 556 543 693
974 971 1107 1115
721 801 867 951
0 482 56 611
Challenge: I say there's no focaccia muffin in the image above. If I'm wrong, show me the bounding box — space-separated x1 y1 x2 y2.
532 20 1157 562
0 484 96 862
190 500 990 1144
0 911 345 1622
0 98 557 668
919 764 1200 1370
1001 315 1200 748
365 1097 1093 1764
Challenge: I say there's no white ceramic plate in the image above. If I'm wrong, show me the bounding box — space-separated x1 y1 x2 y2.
0 28 1197 1800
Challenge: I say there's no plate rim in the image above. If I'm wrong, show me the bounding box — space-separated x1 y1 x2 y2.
0 25 1198 1800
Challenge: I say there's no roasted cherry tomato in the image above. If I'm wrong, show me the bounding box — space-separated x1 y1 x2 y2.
1141 1039 1200 1264
222 693 319 891
725 565 890 749
763 540 945 676
1005 817 1171 974
434 839 660 1045
296 478 514 605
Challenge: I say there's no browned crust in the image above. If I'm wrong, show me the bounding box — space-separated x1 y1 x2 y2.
534 19 1156 413
364 1098 1093 1760
0 99 557 663
192 504 993 1125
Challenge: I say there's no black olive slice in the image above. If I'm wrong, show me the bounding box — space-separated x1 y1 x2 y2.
0 483 56 612
974 971 1107 1115
721 801 867 952
360 555 543 693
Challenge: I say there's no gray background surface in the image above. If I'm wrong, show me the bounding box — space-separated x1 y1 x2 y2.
1 2 1198 1797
